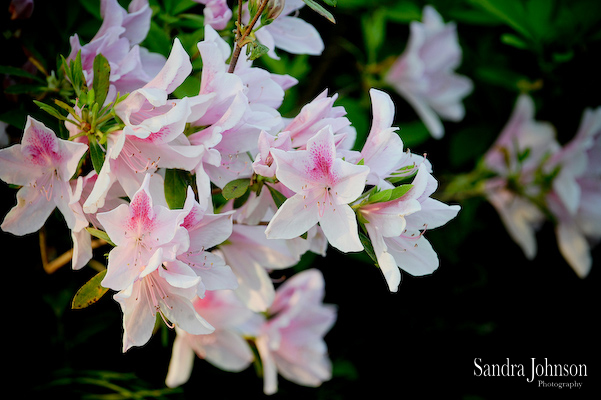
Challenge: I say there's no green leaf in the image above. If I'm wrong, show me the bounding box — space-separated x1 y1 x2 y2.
248 42 270 61
359 232 378 265
70 50 87 97
302 0 336 23
72 269 108 309
88 134 106 175
164 169 192 209
33 100 67 121
92 53 111 108
86 227 115 246
368 184 413 204
468 0 532 40
0 65 44 82
3 84 46 94
222 178 251 200
266 184 288 208
500 33 529 49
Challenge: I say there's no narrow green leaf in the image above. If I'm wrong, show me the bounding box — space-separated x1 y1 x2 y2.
33 100 67 121
86 227 115 246
302 0 336 23
500 33 529 49
222 178 251 200
70 50 86 97
359 232 378 266
72 269 108 309
266 184 288 208
0 65 44 82
92 53 111 107
88 134 106 175
164 169 192 209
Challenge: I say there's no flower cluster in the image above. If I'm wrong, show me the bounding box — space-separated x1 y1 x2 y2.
0 0 462 394
481 95 601 278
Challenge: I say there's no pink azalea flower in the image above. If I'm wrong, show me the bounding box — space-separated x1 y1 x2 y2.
67 0 166 101
0 116 87 235
115 268 214 352
385 5 473 139
165 289 263 388
253 130 293 178
255 268 336 395
245 0 325 59
176 187 239 297
544 107 601 277
360 88 428 189
96 174 190 291
193 0 232 30
359 166 460 291
281 89 355 150
218 221 303 312
265 126 369 253
483 94 558 259
85 38 202 211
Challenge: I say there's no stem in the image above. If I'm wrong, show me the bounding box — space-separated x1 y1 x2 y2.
228 0 269 73
40 232 108 274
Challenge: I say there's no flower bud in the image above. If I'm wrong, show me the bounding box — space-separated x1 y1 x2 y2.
265 0 285 21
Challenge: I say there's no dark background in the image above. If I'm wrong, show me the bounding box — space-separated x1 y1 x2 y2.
2 0 599 399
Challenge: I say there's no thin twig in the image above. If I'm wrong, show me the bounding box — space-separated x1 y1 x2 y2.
228 0 269 73
40 230 108 274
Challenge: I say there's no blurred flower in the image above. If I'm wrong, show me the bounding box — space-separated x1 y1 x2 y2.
385 5 473 139
9 0 33 19
193 0 232 30
482 94 558 260
544 107 601 277
256 268 336 395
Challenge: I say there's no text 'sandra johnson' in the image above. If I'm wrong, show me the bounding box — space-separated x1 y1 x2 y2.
474 358 587 383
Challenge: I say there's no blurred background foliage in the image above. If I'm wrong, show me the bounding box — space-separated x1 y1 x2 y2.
1 0 599 398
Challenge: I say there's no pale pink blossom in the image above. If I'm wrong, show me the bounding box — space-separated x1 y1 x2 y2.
385 5 473 139
246 0 325 59
281 89 355 150
256 269 336 395
165 289 263 388
359 166 460 291
115 268 214 352
193 0 232 30
483 94 558 259
265 126 369 253
218 221 304 312
360 88 430 189
0 116 87 236
545 107 601 277
96 174 190 291
67 0 166 102
176 187 238 297
84 39 202 212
